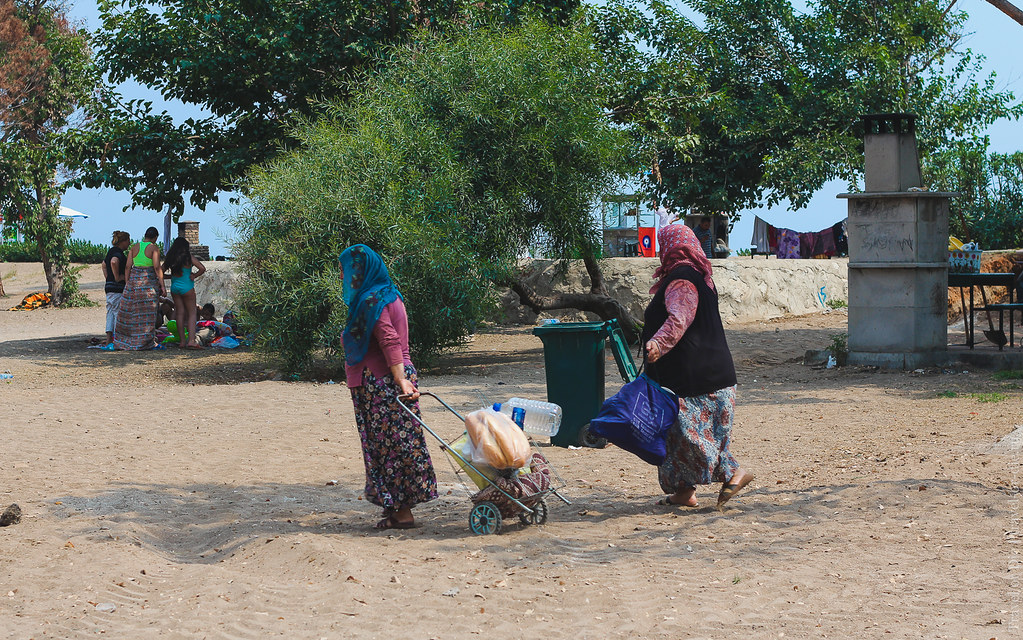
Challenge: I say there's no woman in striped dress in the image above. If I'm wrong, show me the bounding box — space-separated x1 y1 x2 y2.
113 227 165 350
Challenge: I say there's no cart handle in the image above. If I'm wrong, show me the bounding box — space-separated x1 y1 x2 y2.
397 391 466 422
396 391 550 515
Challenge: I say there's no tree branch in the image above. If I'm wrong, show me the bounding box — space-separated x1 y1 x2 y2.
508 278 643 344
986 0 1023 26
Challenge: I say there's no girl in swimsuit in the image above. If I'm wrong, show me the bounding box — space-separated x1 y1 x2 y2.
162 238 206 349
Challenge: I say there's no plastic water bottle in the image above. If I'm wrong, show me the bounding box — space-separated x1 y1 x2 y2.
493 398 562 437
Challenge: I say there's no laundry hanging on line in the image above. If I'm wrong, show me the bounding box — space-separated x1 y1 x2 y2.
751 216 848 258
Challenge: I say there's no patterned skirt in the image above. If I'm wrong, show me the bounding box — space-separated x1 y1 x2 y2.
350 365 438 511
658 385 739 493
113 267 159 350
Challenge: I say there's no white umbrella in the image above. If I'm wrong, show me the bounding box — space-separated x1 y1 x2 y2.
58 206 89 219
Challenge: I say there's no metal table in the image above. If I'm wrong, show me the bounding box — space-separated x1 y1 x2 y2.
948 272 1016 348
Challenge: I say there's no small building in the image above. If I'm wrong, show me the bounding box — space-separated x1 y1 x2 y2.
601 195 643 257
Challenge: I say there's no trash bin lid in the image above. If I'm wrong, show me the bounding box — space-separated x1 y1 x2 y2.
532 321 609 336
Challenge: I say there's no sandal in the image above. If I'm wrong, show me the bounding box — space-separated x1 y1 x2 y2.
717 472 755 510
374 516 415 530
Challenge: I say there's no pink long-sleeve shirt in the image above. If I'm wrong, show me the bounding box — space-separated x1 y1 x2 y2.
344 298 413 388
649 279 699 354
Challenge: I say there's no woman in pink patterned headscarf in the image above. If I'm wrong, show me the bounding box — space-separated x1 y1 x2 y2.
641 223 754 511
650 221 716 293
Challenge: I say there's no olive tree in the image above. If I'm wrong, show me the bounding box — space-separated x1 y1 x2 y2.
233 18 632 373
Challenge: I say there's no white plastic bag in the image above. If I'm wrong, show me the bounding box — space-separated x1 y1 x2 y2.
464 408 530 470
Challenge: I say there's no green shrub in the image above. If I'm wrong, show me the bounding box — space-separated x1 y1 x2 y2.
67 239 108 263
826 332 848 366
234 19 628 374
1 239 107 263
971 392 1009 403
0 241 39 262
993 370 1023 380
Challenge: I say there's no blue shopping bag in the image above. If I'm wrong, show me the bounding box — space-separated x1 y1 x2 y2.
589 372 679 466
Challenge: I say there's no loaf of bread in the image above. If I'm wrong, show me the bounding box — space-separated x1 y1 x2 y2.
464 409 530 470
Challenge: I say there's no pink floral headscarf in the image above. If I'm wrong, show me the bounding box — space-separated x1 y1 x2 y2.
650 223 715 293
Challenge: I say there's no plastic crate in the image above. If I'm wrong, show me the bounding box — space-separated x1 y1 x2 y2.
948 249 981 274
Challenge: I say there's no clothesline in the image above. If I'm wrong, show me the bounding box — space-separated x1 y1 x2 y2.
751 216 848 259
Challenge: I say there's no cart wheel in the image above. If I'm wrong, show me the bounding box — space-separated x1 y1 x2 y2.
578 423 608 449
469 502 502 535
518 499 549 526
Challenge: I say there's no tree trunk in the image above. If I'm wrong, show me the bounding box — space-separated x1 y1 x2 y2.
985 0 1023 26
32 190 68 306
508 277 644 344
0 271 5 297
582 253 609 296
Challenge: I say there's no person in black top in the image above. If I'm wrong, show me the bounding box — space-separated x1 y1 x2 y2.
101 231 131 346
642 223 754 510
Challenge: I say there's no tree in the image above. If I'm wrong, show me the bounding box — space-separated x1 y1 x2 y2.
233 18 632 373
591 0 1022 217
0 0 99 305
67 0 580 218
927 138 1023 248
980 0 1023 27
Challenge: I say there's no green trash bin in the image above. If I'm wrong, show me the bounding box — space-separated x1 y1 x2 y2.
532 319 637 448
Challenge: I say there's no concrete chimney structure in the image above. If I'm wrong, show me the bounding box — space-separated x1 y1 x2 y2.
839 113 955 369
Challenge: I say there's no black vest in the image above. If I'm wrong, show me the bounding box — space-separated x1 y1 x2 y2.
641 266 736 397
104 247 127 294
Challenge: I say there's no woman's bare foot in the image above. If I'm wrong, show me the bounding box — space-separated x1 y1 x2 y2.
657 486 698 507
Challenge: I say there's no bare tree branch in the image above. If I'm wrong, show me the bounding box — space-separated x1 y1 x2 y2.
986 0 1023 27
508 277 642 344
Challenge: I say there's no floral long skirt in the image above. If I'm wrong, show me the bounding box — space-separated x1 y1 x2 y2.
350 365 438 511
658 385 739 493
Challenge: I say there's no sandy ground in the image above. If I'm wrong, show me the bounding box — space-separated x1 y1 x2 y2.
2 264 1023 639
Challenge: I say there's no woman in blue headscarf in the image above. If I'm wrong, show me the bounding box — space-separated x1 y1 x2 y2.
339 245 437 530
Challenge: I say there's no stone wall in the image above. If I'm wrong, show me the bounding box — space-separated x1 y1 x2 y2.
500 257 849 325
183 257 853 324
193 262 241 314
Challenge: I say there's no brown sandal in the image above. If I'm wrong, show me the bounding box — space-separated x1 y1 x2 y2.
717 472 754 510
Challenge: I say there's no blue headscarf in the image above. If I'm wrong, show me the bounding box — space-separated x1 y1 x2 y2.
339 245 403 365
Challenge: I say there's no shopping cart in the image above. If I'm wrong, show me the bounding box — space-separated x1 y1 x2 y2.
397 392 571 535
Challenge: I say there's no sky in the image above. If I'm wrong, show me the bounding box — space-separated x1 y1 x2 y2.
60 0 1023 256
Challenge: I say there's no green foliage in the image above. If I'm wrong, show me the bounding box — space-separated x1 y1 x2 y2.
1 1 102 304
926 140 1023 249
66 239 109 263
0 241 36 262
993 370 1023 380
591 0 1022 217
970 392 1008 403
234 19 629 373
61 265 99 307
68 0 580 217
826 332 848 366
937 390 957 398
0 239 107 263
826 298 848 309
